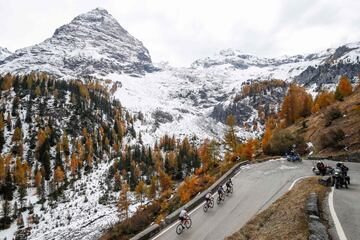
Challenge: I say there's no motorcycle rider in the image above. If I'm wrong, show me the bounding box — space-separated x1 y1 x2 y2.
316 161 326 175
337 162 350 184
178 209 189 226
336 162 349 176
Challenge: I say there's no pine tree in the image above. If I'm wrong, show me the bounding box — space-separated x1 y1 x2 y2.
198 139 211 172
159 170 172 193
135 180 146 206
70 153 78 178
262 119 274 155
54 166 65 190
0 155 5 184
117 182 130 220
335 75 353 100
35 170 42 196
177 176 199 203
3 168 14 200
114 171 121 191
147 176 157 200
312 91 335 113
224 115 238 153
2 200 11 224
0 130 4 153
1 74 13 91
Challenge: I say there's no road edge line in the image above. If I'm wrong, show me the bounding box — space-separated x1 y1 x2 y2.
328 187 348 240
288 176 310 191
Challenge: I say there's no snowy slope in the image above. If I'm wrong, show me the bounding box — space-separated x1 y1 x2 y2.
0 8 154 77
109 48 333 144
0 47 12 61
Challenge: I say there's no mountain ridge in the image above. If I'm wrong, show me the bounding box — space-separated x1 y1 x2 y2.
0 8 155 78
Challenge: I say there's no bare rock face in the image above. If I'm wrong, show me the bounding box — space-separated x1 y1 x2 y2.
0 8 155 77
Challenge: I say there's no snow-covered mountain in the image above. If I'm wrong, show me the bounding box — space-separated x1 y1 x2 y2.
0 8 155 77
1 7 360 144
0 47 12 61
111 44 360 144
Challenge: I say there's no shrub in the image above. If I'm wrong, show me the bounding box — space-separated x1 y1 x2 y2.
268 129 294 155
324 107 343 127
266 129 306 156
107 202 161 240
319 128 345 149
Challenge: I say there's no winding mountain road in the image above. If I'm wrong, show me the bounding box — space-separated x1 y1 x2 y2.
151 159 360 240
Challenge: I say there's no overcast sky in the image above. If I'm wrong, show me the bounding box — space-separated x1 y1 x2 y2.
1 0 360 66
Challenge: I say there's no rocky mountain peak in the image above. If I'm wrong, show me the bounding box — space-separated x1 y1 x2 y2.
0 47 12 61
0 8 155 77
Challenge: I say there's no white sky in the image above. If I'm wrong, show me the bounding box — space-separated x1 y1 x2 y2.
1 0 360 66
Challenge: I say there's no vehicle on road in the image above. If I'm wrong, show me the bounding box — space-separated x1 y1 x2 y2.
312 161 334 175
332 168 348 189
286 152 302 162
176 216 192 235
203 196 214 212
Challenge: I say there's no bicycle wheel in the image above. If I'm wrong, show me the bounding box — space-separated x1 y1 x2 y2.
209 199 214 208
203 203 208 212
185 218 192 229
176 224 183 235
230 186 233 194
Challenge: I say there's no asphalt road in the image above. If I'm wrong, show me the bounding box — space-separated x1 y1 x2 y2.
151 159 360 240
152 159 315 240
332 161 360 240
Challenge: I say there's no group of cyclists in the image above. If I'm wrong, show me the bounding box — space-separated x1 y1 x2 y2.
177 178 233 233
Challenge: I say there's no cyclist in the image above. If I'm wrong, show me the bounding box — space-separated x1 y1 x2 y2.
178 209 188 226
226 178 233 192
205 192 212 205
218 185 225 197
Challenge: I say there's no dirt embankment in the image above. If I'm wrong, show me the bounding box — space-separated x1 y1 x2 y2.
225 177 329 240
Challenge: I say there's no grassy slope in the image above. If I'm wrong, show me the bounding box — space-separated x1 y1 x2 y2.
289 88 360 156
225 177 329 240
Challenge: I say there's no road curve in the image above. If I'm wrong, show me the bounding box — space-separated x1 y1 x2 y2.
152 159 316 240
332 161 360 240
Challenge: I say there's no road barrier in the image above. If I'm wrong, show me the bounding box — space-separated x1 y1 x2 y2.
306 192 329 240
308 151 360 163
130 160 249 240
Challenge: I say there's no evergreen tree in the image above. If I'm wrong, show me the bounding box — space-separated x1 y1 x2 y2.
117 182 130 220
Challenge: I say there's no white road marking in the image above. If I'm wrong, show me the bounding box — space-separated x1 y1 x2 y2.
329 187 348 240
288 176 311 191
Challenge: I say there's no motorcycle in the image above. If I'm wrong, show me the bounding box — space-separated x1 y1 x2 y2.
286 152 302 162
332 168 348 189
312 165 334 176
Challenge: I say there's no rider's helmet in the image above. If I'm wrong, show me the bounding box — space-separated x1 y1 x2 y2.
336 162 343 168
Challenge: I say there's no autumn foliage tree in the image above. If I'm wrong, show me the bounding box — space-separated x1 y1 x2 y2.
135 180 146 206
312 91 335 113
158 170 172 194
54 166 65 189
335 75 353 100
177 176 199 203
118 182 130 220
224 115 239 153
280 84 313 126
